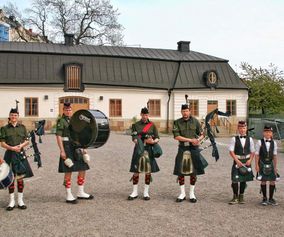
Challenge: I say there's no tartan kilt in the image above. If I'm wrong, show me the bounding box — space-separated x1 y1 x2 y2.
231 158 254 182
58 141 90 173
4 150 34 178
129 144 160 173
259 160 276 181
173 146 205 176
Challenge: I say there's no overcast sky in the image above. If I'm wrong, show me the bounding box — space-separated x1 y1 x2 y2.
2 0 284 72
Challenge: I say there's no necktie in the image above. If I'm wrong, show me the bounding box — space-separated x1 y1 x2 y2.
240 136 246 138
265 140 271 143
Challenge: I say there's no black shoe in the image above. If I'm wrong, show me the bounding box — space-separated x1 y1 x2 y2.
18 205 27 210
189 198 197 203
127 196 138 200
268 198 278 206
176 197 186 203
66 199 78 204
261 197 268 206
77 194 94 200
143 196 150 201
6 206 15 211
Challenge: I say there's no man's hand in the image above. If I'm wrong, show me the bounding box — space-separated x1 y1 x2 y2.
133 139 138 144
12 145 21 153
145 137 155 145
0 158 4 165
60 151 67 160
190 138 200 146
245 160 251 167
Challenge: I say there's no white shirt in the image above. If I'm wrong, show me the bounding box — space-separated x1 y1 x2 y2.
228 135 255 153
255 139 277 155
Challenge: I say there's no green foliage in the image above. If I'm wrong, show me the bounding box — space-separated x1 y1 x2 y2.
240 63 284 114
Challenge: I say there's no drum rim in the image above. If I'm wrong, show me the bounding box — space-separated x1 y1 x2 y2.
69 109 110 148
0 162 10 179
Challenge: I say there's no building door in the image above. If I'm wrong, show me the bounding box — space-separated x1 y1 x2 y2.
59 96 89 115
207 100 218 125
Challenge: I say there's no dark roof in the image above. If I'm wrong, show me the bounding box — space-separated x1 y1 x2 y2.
0 41 226 62
0 42 247 90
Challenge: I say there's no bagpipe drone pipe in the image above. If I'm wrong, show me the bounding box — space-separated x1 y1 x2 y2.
19 120 46 168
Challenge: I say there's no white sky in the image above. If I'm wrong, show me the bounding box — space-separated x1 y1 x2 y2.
2 0 284 72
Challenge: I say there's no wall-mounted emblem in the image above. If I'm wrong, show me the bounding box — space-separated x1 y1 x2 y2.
203 70 218 88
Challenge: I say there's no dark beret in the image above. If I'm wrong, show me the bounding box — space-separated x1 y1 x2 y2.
141 107 149 114
9 108 19 114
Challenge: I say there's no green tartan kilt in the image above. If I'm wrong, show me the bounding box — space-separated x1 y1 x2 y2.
58 141 90 173
231 158 254 182
173 146 205 176
129 144 160 173
259 160 276 181
4 150 34 178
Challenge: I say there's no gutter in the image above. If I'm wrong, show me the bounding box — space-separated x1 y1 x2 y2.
166 61 181 133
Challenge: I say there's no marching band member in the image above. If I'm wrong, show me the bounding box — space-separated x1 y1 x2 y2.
172 104 205 203
128 107 161 201
0 108 33 211
228 121 255 205
255 125 278 206
56 102 93 204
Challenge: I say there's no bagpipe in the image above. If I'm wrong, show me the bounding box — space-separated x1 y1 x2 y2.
19 120 46 168
185 95 230 161
12 100 45 168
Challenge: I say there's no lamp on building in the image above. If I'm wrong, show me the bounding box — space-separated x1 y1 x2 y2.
44 95 48 100
99 96 103 101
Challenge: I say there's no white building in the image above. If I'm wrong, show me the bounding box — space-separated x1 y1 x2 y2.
0 36 247 133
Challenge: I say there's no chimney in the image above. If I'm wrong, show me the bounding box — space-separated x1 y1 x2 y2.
64 33 74 46
177 41 190 52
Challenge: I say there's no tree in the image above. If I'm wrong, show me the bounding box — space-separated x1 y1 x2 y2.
240 63 284 115
1 0 124 45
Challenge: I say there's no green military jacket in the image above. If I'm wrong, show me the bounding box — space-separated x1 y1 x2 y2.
0 123 28 146
132 120 159 141
172 116 202 139
56 115 71 137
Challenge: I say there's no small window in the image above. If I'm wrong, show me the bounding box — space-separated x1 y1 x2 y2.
25 97 38 116
148 99 161 117
110 99 122 117
226 100 236 116
188 100 199 116
64 64 84 91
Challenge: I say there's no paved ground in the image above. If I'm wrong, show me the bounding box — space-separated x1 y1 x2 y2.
1 132 284 237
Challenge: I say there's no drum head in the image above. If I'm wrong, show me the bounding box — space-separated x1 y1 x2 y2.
69 109 110 148
0 162 10 180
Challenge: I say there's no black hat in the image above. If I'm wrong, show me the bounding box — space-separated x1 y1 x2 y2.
141 107 149 114
9 108 19 114
63 102 71 108
181 104 190 110
238 120 247 127
264 125 273 131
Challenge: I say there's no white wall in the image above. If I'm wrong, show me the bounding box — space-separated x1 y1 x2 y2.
0 86 248 121
173 89 248 120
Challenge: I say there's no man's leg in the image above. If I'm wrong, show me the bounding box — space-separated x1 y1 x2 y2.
17 179 27 209
128 173 139 200
176 175 186 202
77 171 94 199
189 175 197 203
6 180 15 211
65 172 77 204
143 173 151 200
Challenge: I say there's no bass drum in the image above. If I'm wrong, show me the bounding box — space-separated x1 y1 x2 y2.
69 109 110 148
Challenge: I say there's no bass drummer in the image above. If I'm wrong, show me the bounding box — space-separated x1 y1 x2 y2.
56 102 93 204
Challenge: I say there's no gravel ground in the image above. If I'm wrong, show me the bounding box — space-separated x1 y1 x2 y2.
1 132 284 237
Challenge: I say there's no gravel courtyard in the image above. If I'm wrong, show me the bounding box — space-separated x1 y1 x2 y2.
1 132 284 237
